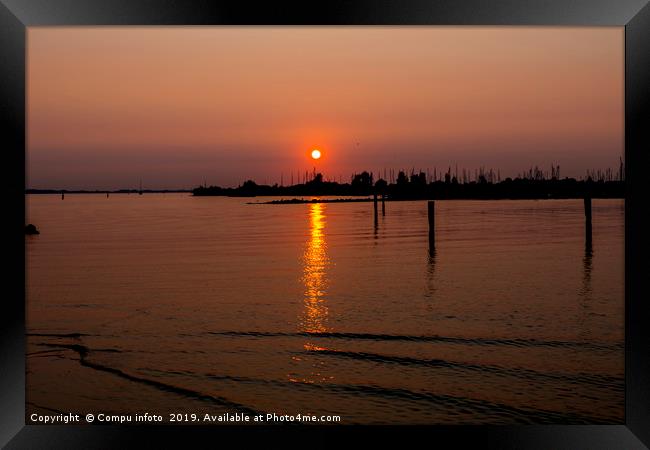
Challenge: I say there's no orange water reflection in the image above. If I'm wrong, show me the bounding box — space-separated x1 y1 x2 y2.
300 202 330 333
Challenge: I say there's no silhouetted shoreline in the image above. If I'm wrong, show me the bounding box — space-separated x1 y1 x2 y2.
26 189 192 194
25 168 625 200
193 170 624 201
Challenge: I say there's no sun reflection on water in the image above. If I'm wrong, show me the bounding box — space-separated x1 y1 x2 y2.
300 202 330 333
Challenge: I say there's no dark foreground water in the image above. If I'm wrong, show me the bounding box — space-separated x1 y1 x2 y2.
26 195 624 424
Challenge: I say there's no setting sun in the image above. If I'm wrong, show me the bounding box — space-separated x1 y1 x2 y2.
311 149 321 160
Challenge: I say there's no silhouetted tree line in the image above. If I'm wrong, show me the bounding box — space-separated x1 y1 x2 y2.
193 163 624 199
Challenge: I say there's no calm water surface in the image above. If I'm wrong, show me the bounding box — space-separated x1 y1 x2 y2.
26 194 624 424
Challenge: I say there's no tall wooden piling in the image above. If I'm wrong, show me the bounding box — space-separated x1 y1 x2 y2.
381 194 386 216
373 193 378 219
584 195 592 250
428 200 435 251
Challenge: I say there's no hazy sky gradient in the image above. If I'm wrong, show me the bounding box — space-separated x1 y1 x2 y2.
28 27 623 190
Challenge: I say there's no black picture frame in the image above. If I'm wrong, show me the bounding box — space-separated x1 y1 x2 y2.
1 1 648 448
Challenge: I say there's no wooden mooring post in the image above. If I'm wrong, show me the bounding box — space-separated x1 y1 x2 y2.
584 195 592 250
381 194 386 216
428 200 435 251
373 193 378 221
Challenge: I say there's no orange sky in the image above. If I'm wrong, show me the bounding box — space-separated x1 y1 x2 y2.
27 27 623 190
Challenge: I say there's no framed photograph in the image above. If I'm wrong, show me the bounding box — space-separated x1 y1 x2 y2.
2 0 649 448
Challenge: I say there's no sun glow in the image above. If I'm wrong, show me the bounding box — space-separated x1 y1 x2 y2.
311 149 321 160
